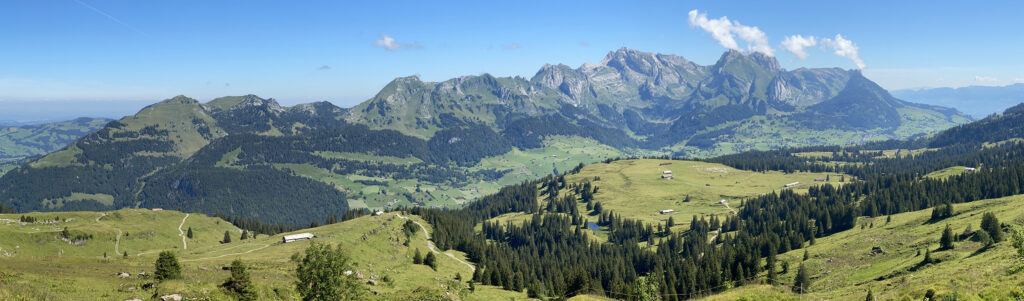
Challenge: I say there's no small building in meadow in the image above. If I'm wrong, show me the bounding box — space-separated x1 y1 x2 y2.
965 167 977 172
814 178 826 182
282 233 314 243
662 170 674 179
784 182 799 188
659 209 675 215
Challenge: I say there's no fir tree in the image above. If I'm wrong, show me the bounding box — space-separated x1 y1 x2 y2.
413 248 423 264
240 230 249 240
865 288 874 301
186 227 193 239
803 249 809 261
154 251 182 281
222 259 257 301
424 252 437 270
767 250 778 285
793 263 810 294
940 224 954 250
222 231 232 243
981 212 1002 242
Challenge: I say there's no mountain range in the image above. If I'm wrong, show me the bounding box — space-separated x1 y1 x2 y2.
0 48 972 226
892 83 1024 118
0 117 109 175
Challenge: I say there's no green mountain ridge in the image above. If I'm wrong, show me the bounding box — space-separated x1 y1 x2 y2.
0 48 974 226
0 117 109 175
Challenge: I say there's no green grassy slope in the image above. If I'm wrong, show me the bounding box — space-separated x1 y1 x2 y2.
0 117 108 163
761 195 1024 300
0 209 526 300
563 159 846 226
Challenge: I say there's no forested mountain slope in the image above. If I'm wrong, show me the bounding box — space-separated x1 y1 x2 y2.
0 48 972 226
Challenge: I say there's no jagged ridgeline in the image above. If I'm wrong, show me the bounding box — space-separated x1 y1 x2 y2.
0 48 971 225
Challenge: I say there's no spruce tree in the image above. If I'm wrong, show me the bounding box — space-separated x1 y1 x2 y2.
186 227 193 239
223 231 232 243
241 230 249 240
940 224 954 250
793 263 810 294
222 259 257 301
154 251 182 281
424 252 437 270
413 248 423 264
981 212 1002 242
766 250 777 285
865 288 874 301
803 249 809 261
921 248 932 265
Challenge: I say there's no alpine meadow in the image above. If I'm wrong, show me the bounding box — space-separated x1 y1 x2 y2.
1 2 1023 300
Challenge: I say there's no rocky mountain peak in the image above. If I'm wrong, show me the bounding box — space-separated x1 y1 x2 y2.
714 49 781 72
234 94 284 112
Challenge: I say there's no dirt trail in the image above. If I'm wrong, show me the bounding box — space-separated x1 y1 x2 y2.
180 243 271 262
178 213 190 250
396 213 475 272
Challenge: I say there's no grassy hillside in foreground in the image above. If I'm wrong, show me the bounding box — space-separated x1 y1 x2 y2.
0 209 525 300
758 195 1024 300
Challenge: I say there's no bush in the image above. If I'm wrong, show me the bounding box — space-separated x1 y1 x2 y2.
154 251 182 281
222 259 258 301
294 241 364 300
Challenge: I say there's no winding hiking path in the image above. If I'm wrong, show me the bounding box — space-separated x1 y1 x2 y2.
707 201 739 244
180 243 271 262
115 229 122 255
720 200 738 215
178 213 190 250
95 213 122 255
396 213 475 272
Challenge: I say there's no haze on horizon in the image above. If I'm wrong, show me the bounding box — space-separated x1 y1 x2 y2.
2 0 1023 121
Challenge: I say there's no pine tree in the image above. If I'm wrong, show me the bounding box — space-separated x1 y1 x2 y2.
527 280 543 298
921 248 932 265
424 252 437 270
222 259 257 301
940 224 954 250
222 231 232 244
186 227 193 239
981 212 1002 242
793 263 810 294
123 251 128 258
240 230 249 240
803 249 809 261
413 248 423 264
865 288 874 301
154 251 182 281
767 250 777 285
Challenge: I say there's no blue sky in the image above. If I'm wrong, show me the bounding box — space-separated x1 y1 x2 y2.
2 0 1023 119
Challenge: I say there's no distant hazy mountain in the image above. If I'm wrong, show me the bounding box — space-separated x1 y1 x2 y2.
892 83 1024 118
0 48 972 225
0 117 109 162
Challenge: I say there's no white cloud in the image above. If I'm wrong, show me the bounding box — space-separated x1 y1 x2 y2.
687 10 774 56
1014 78 1024 83
781 35 817 60
974 75 999 83
373 34 421 51
820 34 866 69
